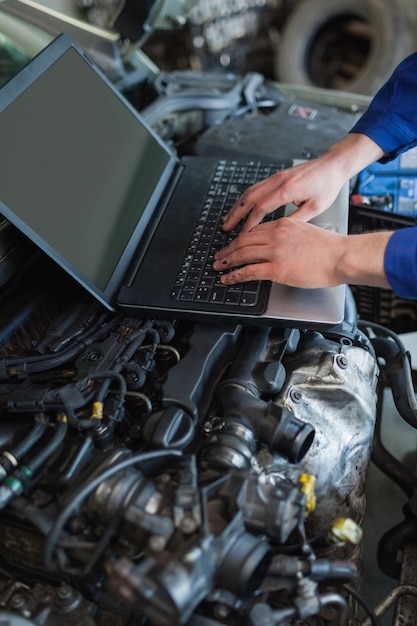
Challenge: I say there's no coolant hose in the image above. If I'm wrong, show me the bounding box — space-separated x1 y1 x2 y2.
371 336 417 429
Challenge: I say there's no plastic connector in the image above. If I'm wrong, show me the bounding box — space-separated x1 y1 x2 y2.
328 518 363 546
298 473 316 517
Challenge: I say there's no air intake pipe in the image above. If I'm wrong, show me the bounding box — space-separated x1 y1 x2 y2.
201 327 314 469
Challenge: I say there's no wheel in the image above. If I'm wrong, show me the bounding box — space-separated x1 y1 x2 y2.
276 0 416 94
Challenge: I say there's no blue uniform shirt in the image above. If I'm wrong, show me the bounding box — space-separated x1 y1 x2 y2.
350 52 417 299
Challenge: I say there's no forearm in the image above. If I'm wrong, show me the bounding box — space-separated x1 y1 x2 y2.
334 231 393 290
215 218 394 291
318 132 386 181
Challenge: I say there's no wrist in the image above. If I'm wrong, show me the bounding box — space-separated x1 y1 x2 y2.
321 133 385 180
335 232 393 289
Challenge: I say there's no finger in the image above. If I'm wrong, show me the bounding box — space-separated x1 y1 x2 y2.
234 159 327 228
222 197 255 232
288 198 329 222
239 204 274 233
237 180 302 232
213 239 272 273
222 176 278 231
248 219 277 229
219 262 274 285
215 221 280 264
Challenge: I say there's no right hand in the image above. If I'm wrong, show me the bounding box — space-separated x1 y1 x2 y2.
221 132 386 234
221 157 347 234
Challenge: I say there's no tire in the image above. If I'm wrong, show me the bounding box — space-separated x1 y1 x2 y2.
276 0 416 95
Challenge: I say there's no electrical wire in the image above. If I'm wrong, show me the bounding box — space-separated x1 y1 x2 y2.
43 448 183 572
360 319 417 428
358 319 407 353
28 415 68 473
343 584 381 626
5 414 49 463
0 315 118 379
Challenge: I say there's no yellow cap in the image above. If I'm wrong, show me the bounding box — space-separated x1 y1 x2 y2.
329 518 363 545
298 473 316 516
91 401 104 420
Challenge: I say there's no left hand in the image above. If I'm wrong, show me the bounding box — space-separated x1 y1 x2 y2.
213 217 346 289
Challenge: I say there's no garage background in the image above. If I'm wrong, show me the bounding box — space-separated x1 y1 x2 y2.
140 0 417 96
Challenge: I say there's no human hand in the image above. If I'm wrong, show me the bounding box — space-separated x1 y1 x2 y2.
221 131 386 234
215 133 390 289
213 217 392 291
214 217 343 288
221 158 346 234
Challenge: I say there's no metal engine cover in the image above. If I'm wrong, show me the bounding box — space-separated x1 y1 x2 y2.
259 330 379 557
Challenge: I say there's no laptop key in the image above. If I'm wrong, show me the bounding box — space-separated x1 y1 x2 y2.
180 289 196 301
195 287 210 302
243 281 261 293
241 291 259 306
225 291 241 305
210 285 227 303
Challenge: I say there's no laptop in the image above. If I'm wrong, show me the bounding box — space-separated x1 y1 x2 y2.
0 34 348 328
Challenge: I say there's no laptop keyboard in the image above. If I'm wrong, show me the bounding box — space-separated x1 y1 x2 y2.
170 160 286 308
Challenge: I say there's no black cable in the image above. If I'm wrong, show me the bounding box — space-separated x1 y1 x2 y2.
372 380 417 498
0 416 69 510
77 370 127 404
73 370 128 426
359 319 417 428
28 415 68 473
77 512 122 576
0 315 118 379
8 414 49 462
358 319 407 353
343 584 381 626
95 373 126 423
91 321 158 402
35 300 101 354
43 448 183 572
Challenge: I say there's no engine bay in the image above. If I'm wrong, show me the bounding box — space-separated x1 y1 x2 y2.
0 245 415 626
1 3 417 624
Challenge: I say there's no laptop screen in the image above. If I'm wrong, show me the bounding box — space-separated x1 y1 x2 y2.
0 45 173 296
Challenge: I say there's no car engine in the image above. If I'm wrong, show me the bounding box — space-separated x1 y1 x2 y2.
1 4 417 624
0 244 415 626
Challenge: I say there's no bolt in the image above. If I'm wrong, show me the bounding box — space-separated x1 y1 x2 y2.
57 585 72 600
10 593 26 610
289 388 302 403
180 517 197 534
55 584 79 609
149 535 166 553
336 354 349 369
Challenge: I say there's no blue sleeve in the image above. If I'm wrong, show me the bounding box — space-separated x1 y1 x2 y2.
384 228 417 299
350 52 417 161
